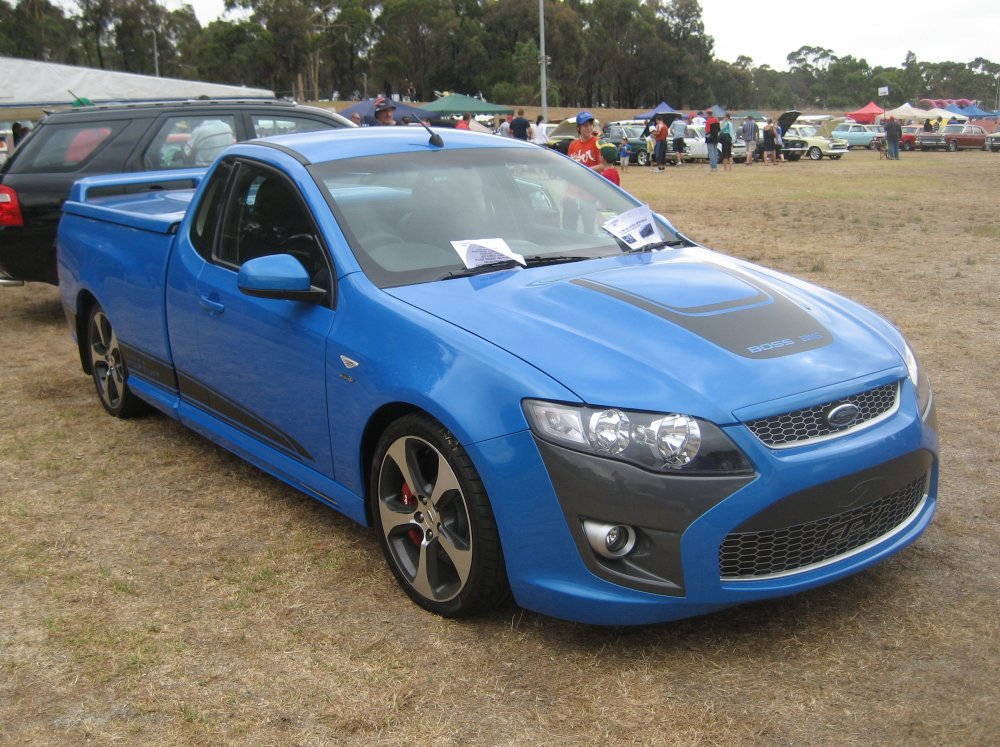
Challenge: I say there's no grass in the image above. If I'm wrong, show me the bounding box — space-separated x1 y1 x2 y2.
1 148 998 746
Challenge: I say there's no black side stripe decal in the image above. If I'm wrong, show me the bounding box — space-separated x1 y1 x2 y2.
119 342 313 463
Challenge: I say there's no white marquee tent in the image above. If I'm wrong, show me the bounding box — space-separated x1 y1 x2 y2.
883 102 931 121
922 106 968 122
0 56 273 110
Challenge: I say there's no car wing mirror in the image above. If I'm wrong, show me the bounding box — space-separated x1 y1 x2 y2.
238 253 326 303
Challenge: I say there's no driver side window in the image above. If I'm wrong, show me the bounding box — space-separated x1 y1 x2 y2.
216 163 333 299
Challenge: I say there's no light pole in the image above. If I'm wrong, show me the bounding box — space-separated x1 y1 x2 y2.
538 0 547 121
144 29 159 77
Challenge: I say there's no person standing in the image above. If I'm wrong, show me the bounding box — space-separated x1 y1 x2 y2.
563 112 605 233
531 115 549 144
498 115 512 137
567 112 605 172
704 111 720 172
373 96 397 126
761 118 777 165
740 115 759 165
653 115 669 171
600 144 621 186
510 108 531 140
670 114 687 166
455 112 472 130
719 113 735 171
884 115 902 160
618 137 631 173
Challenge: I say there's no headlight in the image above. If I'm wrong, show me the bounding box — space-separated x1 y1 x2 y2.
902 342 933 419
523 400 753 475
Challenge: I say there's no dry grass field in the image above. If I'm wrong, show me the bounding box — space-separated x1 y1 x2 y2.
1 146 998 746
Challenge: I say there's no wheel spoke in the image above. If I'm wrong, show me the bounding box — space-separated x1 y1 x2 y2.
427 454 461 508
435 527 473 585
378 498 416 534
410 541 437 599
386 437 422 494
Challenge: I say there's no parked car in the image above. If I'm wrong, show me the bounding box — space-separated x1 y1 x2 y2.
0 99 353 284
831 122 881 149
782 125 849 160
56 128 938 625
678 124 748 162
917 124 988 151
603 121 651 165
900 125 922 151
984 130 1000 152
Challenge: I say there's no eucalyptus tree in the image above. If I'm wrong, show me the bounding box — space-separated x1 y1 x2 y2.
1 0 81 63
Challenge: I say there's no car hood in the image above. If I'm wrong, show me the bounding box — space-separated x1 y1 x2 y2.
386 249 904 422
778 110 802 132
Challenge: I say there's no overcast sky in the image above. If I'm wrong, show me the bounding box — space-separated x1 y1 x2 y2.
174 0 998 72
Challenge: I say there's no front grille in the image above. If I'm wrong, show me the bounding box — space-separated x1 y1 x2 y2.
719 475 926 579
744 382 898 448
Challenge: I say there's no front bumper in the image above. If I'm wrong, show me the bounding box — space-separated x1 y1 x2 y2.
470 381 938 626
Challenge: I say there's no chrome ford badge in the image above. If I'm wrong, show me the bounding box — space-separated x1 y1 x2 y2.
826 403 860 428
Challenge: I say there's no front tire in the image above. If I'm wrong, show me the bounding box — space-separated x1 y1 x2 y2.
370 414 510 617
637 150 649 166
947 140 958 152
807 146 822 160
87 304 146 418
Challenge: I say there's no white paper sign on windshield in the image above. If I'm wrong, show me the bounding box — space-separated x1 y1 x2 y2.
602 206 662 251
451 238 526 269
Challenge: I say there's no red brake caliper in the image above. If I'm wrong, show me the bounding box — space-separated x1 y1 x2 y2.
401 483 423 546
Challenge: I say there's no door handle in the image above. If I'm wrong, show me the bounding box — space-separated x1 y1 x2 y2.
199 295 225 317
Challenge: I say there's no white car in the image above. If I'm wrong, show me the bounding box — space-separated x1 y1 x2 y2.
675 125 747 161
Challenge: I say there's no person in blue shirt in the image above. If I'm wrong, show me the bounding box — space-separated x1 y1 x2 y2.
618 137 631 173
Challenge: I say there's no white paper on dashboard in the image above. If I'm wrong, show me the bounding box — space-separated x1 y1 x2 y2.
451 238 526 269
602 206 662 250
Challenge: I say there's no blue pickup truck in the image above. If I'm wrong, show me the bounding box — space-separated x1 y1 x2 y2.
57 128 938 626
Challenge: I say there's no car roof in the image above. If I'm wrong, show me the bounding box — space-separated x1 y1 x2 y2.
242 127 538 164
40 99 347 123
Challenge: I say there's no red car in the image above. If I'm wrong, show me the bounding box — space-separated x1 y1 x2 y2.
900 125 922 151
917 124 988 151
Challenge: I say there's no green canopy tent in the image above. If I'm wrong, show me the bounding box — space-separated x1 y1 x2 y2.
419 93 513 116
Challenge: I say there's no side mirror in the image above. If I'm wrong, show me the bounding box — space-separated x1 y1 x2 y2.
238 254 326 303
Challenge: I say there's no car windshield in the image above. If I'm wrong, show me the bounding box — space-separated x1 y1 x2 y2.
795 126 820 137
309 145 678 288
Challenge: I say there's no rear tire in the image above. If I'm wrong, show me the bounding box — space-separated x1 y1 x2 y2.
87 304 146 418
370 413 510 617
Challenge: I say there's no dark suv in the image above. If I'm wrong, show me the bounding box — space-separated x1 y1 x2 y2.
0 99 352 284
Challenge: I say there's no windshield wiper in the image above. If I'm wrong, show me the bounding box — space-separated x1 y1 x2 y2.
621 239 686 253
439 255 589 280
439 259 525 280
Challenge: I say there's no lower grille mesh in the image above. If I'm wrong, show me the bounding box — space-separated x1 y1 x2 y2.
720 475 926 579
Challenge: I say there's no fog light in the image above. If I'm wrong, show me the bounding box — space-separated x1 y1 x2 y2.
583 520 636 559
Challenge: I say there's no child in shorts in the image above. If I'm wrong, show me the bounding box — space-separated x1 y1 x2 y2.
618 138 631 173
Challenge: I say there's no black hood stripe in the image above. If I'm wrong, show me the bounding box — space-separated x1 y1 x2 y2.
571 264 832 359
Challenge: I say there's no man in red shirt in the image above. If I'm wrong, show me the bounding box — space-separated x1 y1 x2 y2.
563 112 606 232
567 112 606 172
653 115 669 170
